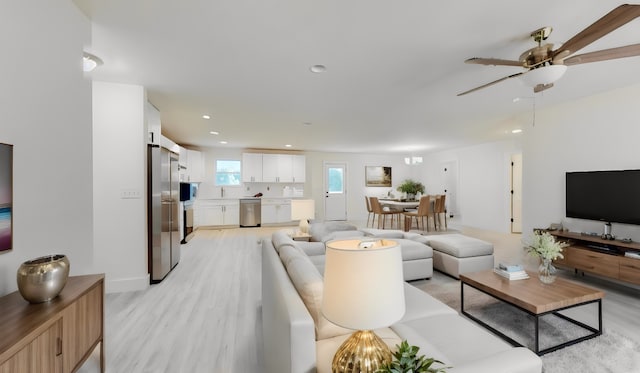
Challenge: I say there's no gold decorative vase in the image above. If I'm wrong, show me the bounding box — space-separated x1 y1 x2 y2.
17 254 70 303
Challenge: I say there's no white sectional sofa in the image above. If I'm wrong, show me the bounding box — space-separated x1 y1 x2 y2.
262 231 543 373
300 222 434 281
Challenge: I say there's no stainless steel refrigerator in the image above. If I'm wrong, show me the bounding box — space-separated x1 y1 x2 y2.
148 145 180 283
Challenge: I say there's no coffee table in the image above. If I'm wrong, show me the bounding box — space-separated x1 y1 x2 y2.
460 270 604 355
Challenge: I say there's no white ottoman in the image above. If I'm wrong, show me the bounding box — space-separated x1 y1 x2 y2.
423 234 494 278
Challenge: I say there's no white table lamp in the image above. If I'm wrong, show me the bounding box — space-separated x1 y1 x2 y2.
291 199 315 234
322 239 405 373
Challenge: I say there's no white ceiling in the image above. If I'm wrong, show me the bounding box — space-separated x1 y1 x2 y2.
77 0 640 154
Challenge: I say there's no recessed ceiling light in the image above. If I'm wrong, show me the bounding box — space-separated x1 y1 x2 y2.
219 141 227 144
285 144 292 148
512 129 523 134
310 65 326 73
209 131 219 135
202 115 211 119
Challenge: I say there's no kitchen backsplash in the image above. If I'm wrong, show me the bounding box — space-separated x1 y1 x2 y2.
197 181 304 199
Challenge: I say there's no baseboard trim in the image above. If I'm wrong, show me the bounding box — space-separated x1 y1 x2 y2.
105 274 149 293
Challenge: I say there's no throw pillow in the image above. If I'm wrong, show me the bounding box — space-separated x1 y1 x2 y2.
284 250 352 340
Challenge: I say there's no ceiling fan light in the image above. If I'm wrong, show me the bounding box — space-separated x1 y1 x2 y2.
520 65 567 87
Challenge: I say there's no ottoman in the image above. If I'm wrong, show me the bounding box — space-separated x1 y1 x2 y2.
360 228 434 281
423 234 494 278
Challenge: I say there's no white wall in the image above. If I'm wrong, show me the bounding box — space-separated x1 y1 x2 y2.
305 151 415 222
92 82 149 292
421 139 522 233
0 1 94 295
522 83 640 241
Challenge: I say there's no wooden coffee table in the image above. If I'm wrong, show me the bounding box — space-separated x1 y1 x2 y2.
460 270 604 355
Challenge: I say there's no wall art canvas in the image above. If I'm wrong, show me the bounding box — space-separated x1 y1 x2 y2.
0 143 12 252
365 166 392 187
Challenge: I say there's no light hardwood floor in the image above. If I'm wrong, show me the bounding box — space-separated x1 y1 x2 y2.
78 223 640 372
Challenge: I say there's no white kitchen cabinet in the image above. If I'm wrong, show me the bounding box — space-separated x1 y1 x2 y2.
292 155 305 183
242 152 306 183
193 199 239 227
263 154 293 183
261 198 292 224
178 146 188 181
242 153 263 182
224 202 239 226
186 149 204 182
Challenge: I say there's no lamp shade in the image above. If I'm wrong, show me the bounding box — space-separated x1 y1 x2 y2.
322 239 405 330
520 64 567 87
290 199 315 220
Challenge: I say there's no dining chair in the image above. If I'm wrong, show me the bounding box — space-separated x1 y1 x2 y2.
369 197 400 229
434 194 447 231
402 195 432 232
365 196 374 227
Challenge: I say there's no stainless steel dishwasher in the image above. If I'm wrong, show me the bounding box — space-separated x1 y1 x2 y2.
239 198 261 227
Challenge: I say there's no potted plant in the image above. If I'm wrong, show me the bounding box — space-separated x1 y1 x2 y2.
523 231 569 284
397 179 425 200
377 340 449 373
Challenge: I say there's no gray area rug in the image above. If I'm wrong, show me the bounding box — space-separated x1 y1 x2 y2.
414 276 640 373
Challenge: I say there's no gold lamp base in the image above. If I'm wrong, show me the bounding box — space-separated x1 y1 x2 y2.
332 330 392 373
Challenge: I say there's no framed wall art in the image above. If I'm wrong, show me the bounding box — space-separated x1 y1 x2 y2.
365 166 391 187
0 143 13 252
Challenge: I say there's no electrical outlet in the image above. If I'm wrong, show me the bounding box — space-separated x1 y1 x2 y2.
121 189 141 199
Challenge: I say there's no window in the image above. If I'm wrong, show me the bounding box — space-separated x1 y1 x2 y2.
327 167 344 193
215 159 241 186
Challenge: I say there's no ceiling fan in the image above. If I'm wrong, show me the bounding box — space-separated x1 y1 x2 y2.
458 4 640 96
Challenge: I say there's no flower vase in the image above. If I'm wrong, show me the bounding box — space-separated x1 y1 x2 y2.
538 258 557 284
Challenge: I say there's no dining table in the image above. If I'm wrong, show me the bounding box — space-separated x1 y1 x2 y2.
378 199 420 212
379 197 437 231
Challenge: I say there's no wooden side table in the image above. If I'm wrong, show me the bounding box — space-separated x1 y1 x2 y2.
0 274 105 373
290 233 311 242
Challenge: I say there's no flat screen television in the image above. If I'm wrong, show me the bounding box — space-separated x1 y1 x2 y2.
566 169 640 225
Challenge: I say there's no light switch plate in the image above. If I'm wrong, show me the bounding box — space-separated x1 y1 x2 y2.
121 189 142 199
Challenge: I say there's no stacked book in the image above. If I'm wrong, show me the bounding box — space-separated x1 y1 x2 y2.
493 263 530 280
624 251 640 260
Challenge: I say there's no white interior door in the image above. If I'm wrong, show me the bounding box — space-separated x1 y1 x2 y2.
511 153 523 233
324 162 347 221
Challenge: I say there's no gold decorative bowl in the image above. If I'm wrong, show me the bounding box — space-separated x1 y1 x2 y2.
17 254 70 303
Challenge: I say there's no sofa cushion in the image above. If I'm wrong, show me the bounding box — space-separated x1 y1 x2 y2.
297 241 326 256
278 244 307 267
424 234 493 258
309 221 358 242
360 228 405 238
322 230 365 242
308 255 326 274
392 314 513 366
405 233 429 245
396 239 433 261
401 283 457 322
272 230 296 253
282 247 351 340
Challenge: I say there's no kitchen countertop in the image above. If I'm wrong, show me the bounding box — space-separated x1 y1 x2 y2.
195 196 308 201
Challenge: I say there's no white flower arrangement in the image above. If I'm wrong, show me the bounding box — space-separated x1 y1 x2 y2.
524 231 568 261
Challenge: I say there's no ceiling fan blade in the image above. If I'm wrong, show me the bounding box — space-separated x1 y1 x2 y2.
534 83 554 93
552 4 640 60
465 57 522 67
563 43 640 65
457 72 525 96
